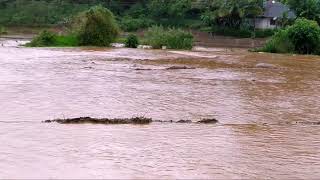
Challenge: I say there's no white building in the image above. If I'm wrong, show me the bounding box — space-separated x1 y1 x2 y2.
255 0 295 29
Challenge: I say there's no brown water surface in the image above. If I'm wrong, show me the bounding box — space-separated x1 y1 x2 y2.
0 38 319 179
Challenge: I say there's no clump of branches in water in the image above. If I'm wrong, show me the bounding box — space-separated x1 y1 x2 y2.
43 117 219 124
44 116 153 124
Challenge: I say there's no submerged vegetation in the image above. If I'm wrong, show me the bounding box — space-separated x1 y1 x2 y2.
27 6 119 47
26 30 78 47
125 34 139 48
27 8 194 49
43 116 218 124
145 26 193 49
259 18 320 55
44 117 153 125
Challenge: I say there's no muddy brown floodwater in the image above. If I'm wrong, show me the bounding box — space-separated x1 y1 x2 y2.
0 38 320 179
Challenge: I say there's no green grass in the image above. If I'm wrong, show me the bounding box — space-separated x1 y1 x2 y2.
54 35 78 47
0 26 7 34
26 30 78 47
115 37 127 43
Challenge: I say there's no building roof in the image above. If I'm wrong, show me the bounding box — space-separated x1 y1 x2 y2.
262 1 296 19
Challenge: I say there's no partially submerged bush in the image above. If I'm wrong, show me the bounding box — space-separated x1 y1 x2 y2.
145 26 193 49
260 29 294 53
27 30 57 47
27 6 119 47
166 28 194 49
125 34 139 48
144 26 167 49
26 30 78 47
76 6 119 46
259 18 320 55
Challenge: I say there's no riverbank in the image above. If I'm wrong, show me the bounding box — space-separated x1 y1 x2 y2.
1 26 269 49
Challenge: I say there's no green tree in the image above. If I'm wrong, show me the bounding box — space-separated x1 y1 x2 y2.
76 6 120 46
148 0 192 19
286 0 320 24
201 0 263 29
287 18 320 54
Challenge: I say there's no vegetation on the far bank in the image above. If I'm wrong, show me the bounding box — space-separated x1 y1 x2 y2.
257 18 320 55
26 4 194 50
1 0 310 39
4 0 320 53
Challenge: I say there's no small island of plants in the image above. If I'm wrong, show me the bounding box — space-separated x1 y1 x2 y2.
26 5 194 50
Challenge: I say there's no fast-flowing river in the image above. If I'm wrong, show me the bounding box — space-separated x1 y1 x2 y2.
0 38 320 179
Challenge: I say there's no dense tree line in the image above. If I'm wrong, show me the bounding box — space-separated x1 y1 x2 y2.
0 0 319 28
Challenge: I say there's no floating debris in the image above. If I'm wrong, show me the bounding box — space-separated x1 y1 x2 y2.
110 43 125 48
291 121 320 125
43 117 219 125
176 120 192 123
137 45 152 49
197 118 218 124
43 117 152 124
166 66 196 70
134 68 153 71
255 63 277 69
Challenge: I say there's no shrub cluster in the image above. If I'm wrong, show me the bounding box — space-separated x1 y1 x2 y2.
26 30 78 47
259 29 294 53
125 34 139 48
259 18 320 55
27 6 119 47
145 26 193 49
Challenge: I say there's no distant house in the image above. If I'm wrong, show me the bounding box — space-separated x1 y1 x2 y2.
255 0 296 29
